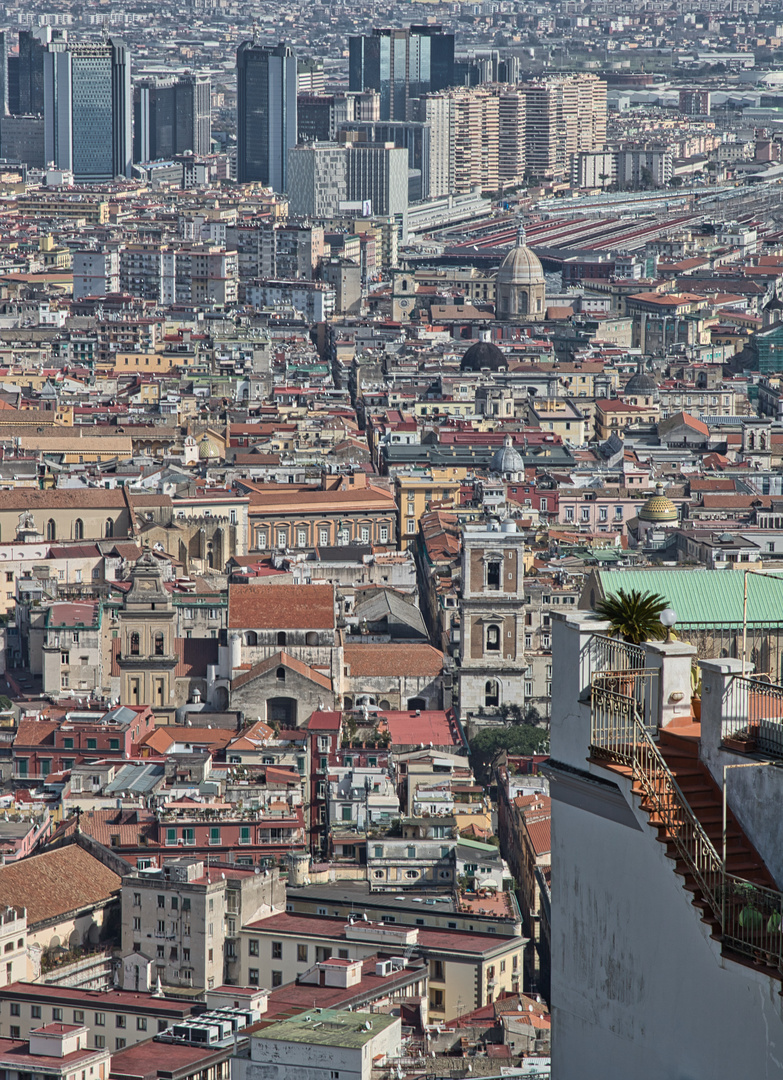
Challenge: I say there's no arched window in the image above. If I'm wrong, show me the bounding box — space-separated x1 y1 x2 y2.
46 519 56 541
74 519 84 540
246 631 257 646
305 631 318 646
276 666 286 682
485 624 501 652
277 631 287 647
154 632 164 656
130 632 140 656
485 680 500 708
105 518 114 538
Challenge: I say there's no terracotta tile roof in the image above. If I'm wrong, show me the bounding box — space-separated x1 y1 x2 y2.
14 721 59 748
75 808 156 848
0 844 121 925
344 643 444 678
383 710 461 748
228 583 335 631
0 489 126 510
231 651 332 693
137 728 234 755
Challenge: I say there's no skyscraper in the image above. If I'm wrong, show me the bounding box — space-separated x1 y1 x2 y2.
43 37 132 183
349 26 454 121
134 73 211 163
236 40 297 190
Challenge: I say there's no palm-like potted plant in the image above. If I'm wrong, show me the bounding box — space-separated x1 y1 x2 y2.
594 588 668 700
594 588 669 645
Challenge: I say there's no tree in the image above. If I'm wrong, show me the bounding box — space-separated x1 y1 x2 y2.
594 588 668 645
469 725 550 784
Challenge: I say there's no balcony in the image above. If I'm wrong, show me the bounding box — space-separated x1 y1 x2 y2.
589 648 783 976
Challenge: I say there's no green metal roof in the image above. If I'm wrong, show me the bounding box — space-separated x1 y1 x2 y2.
596 569 783 627
254 1009 397 1048
456 838 501 853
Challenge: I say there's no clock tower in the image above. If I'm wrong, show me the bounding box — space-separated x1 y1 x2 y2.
116 551 178 720
392 271 416 322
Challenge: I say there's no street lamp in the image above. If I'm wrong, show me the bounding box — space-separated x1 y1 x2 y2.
660 608 677 642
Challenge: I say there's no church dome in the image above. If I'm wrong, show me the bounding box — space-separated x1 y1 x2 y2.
490 435 525 475
199 435 219 459
496 239 545 288
461 338 508 372
638 483 678 523
624 367 658 395
495 221 546 320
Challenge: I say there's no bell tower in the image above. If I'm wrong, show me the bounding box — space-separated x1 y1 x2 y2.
116 552 177 720
392 271 416 322
457 520 527 719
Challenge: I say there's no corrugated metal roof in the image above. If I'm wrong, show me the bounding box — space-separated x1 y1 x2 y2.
597 570 783 626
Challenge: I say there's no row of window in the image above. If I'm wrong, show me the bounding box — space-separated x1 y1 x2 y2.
254 523 390 549
44 519 115 541
564 506 626 522
5 1003 163 1031
245 631 318 647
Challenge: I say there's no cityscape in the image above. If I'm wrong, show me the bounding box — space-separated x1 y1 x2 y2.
0 0 780 1076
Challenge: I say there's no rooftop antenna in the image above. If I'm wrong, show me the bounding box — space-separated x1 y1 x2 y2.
252 22 260 45
101 18 109 44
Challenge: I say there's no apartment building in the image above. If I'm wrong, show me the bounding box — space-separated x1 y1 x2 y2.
522 74 606 182
234 1009 400 1080
0 984 195 1049
0 1024 111 1080
121 860 226 993
237 913 523 1021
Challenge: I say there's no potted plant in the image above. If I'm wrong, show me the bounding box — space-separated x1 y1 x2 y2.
594 588 668 697
594 588 669 648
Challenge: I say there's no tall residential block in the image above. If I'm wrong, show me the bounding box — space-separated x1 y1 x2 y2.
43 37 132 183
133 73 211 163
236 40 297 190
521 73 606 182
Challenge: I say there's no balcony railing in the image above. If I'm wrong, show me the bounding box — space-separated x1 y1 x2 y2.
590 635 646 679
722 675 783 757
591 669 783 974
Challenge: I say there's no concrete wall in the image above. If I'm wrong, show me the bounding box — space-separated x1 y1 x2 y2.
549 616 783 1079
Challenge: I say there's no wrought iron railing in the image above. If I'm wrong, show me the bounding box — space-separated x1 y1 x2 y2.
722 675 783 758
591 670 783 973
590 635 646 676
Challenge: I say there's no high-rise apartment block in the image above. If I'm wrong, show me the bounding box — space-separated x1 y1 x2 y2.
133 74 211 163
419 84 528 195
236 40 297 190
679 88 711 116
43 37 132 183
349 25 454 120
522 73 606 182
